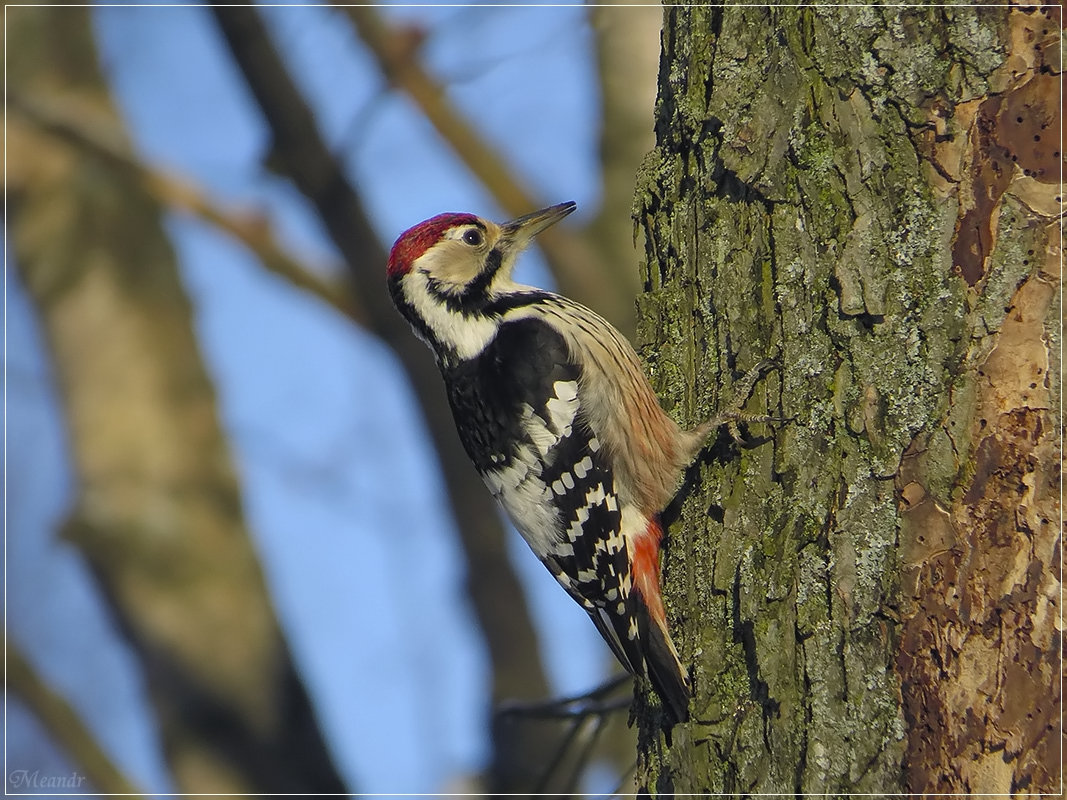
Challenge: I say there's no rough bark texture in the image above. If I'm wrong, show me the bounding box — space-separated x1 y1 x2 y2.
895 6 1061 792
632 4 1060 794
8 6 344 794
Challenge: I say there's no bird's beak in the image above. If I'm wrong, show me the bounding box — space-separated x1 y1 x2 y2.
501 201 576 249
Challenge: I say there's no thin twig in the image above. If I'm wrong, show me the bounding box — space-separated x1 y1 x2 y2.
561 713 608 795
533 714 588 794
6 644 145 796
608 758 639 798
496 673 633 719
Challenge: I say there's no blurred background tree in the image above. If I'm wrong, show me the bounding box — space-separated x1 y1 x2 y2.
7 2 661 794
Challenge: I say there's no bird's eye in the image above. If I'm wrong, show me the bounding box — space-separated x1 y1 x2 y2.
462 228 483 247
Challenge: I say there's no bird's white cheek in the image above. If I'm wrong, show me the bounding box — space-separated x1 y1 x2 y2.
403 272 499 360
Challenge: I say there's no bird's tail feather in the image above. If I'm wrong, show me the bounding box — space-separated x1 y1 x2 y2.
630 518 690 724
632 585 690 724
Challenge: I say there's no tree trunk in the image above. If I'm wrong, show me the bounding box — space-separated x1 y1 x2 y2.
8 6 345 793
633 4 1060 794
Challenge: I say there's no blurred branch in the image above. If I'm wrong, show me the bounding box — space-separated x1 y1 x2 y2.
494 675 631 794
6 644 144 796
588 4 662 298
340 6 538 221
609 759 640 797
338 4 637 331
535 715 596 794
8 90 366 327
206 3 561 790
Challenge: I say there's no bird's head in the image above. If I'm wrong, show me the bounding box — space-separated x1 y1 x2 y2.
386 201 576 360
387 201 575 302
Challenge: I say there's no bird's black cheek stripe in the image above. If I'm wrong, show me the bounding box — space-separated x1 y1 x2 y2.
458 247 503 307
422 247 505 316
484 247 503 279
424 274 488 317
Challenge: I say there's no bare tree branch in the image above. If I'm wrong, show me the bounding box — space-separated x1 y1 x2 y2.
8 90 366 326
205 3 562 790
341 6 543 220
496 673 632 720
6 645 145 796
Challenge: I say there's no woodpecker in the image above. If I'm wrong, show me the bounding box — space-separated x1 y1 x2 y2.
387 201 714 724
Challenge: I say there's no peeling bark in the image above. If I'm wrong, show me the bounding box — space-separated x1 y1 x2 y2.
897 6 1062 793
898 256 1060 793
632 4 1059 794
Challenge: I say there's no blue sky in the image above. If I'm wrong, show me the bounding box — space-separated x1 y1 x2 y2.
7 3 628 793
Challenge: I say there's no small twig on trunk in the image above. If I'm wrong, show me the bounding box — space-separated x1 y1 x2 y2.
495 673 633 720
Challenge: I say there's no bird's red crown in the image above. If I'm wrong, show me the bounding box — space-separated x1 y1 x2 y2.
387 212 482 278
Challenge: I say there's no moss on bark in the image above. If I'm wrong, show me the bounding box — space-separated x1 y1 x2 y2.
631 5 1058 795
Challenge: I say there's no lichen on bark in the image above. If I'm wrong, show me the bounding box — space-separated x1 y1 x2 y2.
631 4 1057 795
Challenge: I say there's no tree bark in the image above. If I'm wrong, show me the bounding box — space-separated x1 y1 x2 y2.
633 4 1060 794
